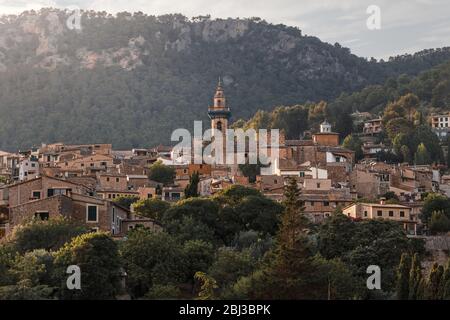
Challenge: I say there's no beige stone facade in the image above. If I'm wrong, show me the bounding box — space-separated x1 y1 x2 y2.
8 192 129 235
7 176 92 208
343 202 417 235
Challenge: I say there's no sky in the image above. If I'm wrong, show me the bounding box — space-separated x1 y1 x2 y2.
0 0 449 59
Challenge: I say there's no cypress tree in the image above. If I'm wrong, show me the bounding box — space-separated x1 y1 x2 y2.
408 253 422 300
414 143 431 165
447 138 450 168
396 253 411 300
416 278 426 300
184 171 200 198
427 263 444 300
439 259 450 299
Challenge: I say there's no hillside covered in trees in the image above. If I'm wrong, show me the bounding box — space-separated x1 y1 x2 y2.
1 8 450 150
237 60 450 140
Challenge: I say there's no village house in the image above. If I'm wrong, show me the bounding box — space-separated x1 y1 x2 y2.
390 165 440 196
350 165 391 199
0 173 159 238
210 177 234 194
175 165 190 180
351 111 373 127
97 173 128 190
198 177 213 197
362 118 383 135
120 216 162 234
312 121 340 147
5 175 93 208
61 154 114 176
97 190 140 201
362 142 391 159
7 192 128 235
256 175 285 192
127 175 152 190
274 160 328 179
282 142 354 171
342 200 418 235
18 155 40 182
300 178 356 223
161 186 184 201
137 186 159 200
429 112 450 140
0 151 20 181
116 159 151 176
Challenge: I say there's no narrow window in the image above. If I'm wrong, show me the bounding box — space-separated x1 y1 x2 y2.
87 205 98 222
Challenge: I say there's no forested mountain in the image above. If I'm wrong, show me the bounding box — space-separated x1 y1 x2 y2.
1 8 450 150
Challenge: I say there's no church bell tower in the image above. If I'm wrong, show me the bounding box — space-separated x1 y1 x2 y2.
208 78 231 134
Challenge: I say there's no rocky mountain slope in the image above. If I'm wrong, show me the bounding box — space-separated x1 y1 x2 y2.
0 8 449 150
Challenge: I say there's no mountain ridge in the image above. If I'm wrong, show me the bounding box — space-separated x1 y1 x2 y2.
0 8 449 150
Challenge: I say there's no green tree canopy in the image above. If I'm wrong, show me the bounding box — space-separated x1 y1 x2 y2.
421 193 450 224
8 218 88 254
148 161 175 185
113 196 140 210
53 232 121 300
132 198 171 222
120 229 186 299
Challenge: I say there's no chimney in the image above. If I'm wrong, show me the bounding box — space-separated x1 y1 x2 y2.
379 197 386 205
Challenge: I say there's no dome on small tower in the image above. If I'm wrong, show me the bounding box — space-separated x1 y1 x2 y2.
320 120 332 133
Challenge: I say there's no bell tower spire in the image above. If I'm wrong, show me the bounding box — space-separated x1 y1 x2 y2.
208 78 231 133
214 78 226 108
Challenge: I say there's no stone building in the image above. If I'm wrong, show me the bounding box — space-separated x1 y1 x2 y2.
350 166 391 199
342 201 417 235
8 192 129 235
6 175 93 208
312 121 340 146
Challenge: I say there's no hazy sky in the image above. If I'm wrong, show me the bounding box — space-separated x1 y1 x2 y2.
1 0 449 59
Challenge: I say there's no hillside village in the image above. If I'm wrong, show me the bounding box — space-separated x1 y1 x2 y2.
1 81 450 243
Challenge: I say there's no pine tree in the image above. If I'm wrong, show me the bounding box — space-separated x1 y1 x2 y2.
184 171 200 198
260 177 314 299
396 253 411 300
278 177 309 249
408 253 423 300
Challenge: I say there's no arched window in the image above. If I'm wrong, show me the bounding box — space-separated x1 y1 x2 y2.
216 121 222 131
